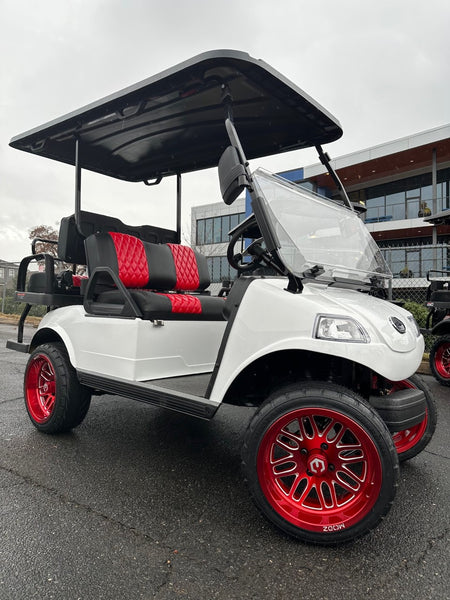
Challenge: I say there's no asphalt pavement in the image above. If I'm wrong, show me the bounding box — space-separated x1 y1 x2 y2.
0 323 449 600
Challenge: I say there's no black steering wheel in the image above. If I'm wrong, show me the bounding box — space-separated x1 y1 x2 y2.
227 215 266 272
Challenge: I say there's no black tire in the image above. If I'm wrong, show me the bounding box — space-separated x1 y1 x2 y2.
429 335 450 387
388 374 438 462
24 342 91 433
242 382 399 545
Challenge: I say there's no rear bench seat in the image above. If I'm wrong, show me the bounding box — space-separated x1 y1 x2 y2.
84 232 225 321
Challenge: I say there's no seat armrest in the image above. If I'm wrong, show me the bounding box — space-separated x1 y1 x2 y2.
83 266 143 318
16 253 57 294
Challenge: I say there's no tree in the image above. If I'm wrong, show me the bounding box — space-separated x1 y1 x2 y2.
28 224 59 257
28 224 85 274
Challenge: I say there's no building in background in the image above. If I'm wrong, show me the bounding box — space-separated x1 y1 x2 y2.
191 124 450 298
0 259 19 289
191 197 246 293
280 124 450 279
0 259 19 312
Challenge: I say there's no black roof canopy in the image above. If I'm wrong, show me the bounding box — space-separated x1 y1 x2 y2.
10 50 343 182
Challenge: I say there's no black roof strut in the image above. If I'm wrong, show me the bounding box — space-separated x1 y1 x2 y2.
315 145 354 212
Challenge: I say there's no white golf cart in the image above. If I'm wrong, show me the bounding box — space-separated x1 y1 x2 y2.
7 50 436 544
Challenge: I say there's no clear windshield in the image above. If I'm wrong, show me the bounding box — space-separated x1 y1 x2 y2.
253 169 391 282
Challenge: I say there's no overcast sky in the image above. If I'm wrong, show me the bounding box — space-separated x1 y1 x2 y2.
1 0 449 262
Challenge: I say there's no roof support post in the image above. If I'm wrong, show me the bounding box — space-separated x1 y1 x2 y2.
432 147 437 215
431 147 438 271
176 173 182 244
74 137 82 235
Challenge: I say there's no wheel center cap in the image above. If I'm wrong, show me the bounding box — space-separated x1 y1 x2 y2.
307 451 328 475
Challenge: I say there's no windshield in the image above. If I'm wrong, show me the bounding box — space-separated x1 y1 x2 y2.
253 169 391 282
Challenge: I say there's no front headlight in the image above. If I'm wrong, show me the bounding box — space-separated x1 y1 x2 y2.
407 315 421 337
314 315 370 343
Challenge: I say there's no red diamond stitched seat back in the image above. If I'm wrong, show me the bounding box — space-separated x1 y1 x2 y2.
84 232 225 320
109 232 149 288
168 244 200 290
86 232 210 292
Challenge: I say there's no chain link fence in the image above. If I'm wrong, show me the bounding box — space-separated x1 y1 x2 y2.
381 243 450 352
381 243 448 302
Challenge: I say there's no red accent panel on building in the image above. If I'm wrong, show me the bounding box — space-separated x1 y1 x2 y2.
159 293 202 314
109 232 149 287
168 244 200 290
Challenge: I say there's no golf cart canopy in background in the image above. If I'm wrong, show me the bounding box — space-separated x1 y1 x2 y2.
9 49 342 182
423 208 450 226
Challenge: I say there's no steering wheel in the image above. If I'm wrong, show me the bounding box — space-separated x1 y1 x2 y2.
227 215 266 272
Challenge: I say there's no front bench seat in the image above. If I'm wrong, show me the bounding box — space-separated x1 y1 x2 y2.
84 232 225 321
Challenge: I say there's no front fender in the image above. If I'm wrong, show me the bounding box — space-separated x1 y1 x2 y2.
209 333 424 404
209 278 424 404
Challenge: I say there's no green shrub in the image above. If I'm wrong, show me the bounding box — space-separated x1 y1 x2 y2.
3 293 47 317
401 301 429 328
401 300 439 353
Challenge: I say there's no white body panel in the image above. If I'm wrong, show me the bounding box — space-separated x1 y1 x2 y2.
34 279 424 406
208 279 424 403
36 305 226 381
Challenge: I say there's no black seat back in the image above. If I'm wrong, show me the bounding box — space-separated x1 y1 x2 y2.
58 211 178 265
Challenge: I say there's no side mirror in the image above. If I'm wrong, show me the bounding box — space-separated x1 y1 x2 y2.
218 146 249 205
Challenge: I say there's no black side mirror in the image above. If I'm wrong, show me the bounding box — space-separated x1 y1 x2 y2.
218 146 249 205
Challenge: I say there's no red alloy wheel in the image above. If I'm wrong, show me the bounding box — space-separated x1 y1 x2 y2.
434 339 450 380
389 379 428 455
25 353 57 424
257 407 383 532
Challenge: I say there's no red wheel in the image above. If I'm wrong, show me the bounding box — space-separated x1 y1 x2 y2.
385 375 437 462
25 353 57 423
24 343 91 433
257 407 383 532
430 335 450 386
242 382 398 544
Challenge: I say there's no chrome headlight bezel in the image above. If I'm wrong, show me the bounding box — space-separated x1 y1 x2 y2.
314 314 371 343
407 315 421 337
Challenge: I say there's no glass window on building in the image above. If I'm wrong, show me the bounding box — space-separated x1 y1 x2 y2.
385 191 405 221
229 213 239 231
364 167 450 224
196 219 205 245
196 213 245 245
221 215 230 242
406 188 421 219
204 218 213 244
406 199 420 219
365 196 384 222
0 268 4 279
213 217 222 243
8 269 15 278
207 255 238 283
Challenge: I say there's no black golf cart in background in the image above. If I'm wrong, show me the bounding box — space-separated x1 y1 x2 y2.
423 209 450 386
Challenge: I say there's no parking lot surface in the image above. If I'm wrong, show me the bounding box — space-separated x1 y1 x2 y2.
0 323 449 600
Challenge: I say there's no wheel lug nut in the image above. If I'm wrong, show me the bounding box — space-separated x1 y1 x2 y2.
321 443 328 450
301 448 308 455
328 464 335 471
